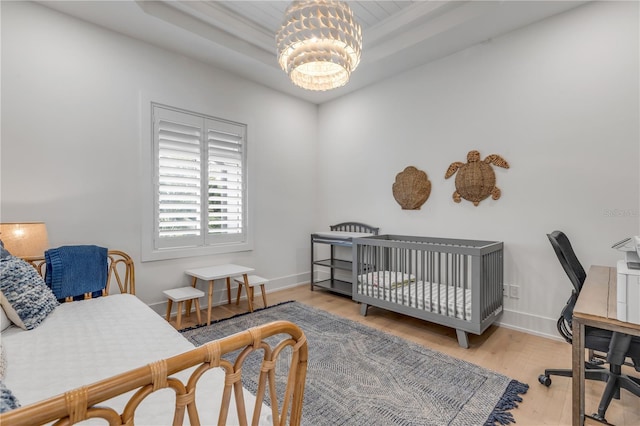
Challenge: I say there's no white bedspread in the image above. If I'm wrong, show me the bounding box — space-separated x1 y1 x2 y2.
2 294 271 425
357 280 473 320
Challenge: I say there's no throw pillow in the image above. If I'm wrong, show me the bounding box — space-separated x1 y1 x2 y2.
0 255 58 330
0 306 10 332
0 240 11 260
0 345 6 380
0 380 20 413
358 271 416 289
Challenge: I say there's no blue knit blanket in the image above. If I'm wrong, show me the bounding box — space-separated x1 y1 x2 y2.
45 245 108 300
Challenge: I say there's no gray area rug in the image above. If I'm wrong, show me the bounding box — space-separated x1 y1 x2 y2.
181 301 527 426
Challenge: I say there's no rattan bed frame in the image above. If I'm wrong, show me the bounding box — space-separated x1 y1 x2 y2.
2 321 308 426
1 252 308 426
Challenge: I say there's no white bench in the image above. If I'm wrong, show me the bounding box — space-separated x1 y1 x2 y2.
233 275 269 312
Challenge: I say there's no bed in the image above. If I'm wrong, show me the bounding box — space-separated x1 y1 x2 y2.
0 250 307 425
352 234 504 348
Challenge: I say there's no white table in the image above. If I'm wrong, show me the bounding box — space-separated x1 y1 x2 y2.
185 264 255 325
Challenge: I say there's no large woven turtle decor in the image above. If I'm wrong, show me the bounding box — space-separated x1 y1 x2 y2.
445 150 509 206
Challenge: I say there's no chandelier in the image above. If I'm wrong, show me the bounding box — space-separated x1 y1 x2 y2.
276 0 362 91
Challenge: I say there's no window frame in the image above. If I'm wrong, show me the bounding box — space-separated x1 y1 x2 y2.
141 101 252 262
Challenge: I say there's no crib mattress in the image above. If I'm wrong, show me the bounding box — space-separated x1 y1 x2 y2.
357 280 472 320
1 294 271 425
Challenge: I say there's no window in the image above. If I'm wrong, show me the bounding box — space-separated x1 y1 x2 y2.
143 103 249 261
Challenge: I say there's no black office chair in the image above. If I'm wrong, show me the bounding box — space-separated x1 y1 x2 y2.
539 230 640 423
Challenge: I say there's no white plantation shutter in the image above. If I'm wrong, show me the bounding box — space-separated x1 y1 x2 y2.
155 108 202 248
152 105 247 252
206 121 245 242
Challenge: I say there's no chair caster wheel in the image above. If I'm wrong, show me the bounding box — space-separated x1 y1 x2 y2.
538 374 552 386
590 413 610 424
589 413 615 425
588 358 605 366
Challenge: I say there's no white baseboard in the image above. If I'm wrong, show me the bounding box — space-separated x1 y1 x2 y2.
496 308 563 342
149 272 309 317
150 274 564 343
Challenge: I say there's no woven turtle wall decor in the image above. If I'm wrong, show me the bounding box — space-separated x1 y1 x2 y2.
444 150 509 206
392 166 431 210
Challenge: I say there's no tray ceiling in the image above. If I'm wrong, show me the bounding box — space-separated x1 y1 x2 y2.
39 1 586 104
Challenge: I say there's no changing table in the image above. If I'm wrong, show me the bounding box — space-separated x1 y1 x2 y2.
310 222 379 297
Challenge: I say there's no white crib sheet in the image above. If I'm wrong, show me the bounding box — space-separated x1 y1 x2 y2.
2 294 271 425
357 280 472 320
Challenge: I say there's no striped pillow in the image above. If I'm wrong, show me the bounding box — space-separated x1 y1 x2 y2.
0 255 58 330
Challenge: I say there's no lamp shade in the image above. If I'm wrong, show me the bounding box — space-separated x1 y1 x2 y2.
0 222 49 258
276 0 362 91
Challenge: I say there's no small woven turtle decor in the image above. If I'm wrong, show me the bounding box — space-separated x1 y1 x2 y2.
445 150 509 206
392 166 431 210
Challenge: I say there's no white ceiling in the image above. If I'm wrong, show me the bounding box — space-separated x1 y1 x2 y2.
39 1 587 105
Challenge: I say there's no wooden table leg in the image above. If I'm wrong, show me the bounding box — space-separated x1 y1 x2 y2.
194 298 202 326
236 283 243 305
176 301 183 330
244 274 254 313
260 284 268 307
165 299 173 323
572 317 585 426
207 280 214 326
226 277 232 304
186 276 198 314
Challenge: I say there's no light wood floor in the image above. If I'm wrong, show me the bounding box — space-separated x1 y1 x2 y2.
172 285 640 426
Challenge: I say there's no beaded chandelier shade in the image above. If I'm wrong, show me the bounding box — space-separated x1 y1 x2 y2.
276 0 362 91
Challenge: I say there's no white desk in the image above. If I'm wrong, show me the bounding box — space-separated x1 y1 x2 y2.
185 264 255 325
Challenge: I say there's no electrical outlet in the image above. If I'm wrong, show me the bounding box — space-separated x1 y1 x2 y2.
509 285 520 299
503 284 509 297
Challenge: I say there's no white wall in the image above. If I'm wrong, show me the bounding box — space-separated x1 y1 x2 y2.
1 1 639 339
1 1 318 309
316 1 640 338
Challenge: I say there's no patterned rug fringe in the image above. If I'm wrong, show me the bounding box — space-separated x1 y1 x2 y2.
484 379 529 425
